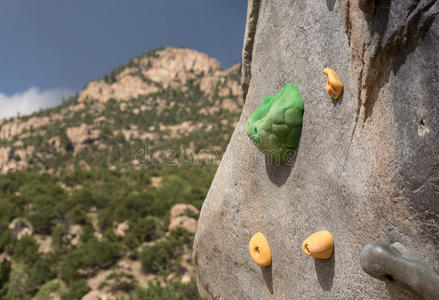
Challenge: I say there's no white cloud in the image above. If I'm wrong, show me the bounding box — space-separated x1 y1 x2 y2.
0 87 75 119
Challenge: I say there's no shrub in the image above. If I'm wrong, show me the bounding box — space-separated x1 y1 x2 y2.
5 262 32 299
59 254 81 284
140 242 172 274
0 197 21 227
23 182 67 234
0 229 11 253
138 217 163 240
129 277 200 300
34 280 67 300
70 188 95 210
80 239 122 269
60 238 121 283
25 258 55 291
68 205 89 225
98 208 114 231
179 208 199 219
139 228 190 274
0 259 11 298
51 225 68 250
99 269 138 293
12 235 40 265
124 217 163 250
79 224 95 244
61 279 90 300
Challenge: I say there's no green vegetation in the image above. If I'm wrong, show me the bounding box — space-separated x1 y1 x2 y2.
140 228 191 274
0 47 242 298
33 280 67 300
0 165 215 298
0 46 241 173
0 259 11 298
60 279 90 300
98 268 138 293
5 80 240 173
129 278 200 300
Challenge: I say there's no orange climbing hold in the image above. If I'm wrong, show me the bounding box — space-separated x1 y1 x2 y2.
249 232 272 266
323 68 343 99
302 230 334 259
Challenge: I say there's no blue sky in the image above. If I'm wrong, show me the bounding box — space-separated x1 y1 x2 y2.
0 1 247 118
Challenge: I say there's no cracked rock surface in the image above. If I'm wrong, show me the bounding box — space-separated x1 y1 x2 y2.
194 1 439 299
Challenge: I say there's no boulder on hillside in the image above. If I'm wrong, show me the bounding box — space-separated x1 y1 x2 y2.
0 146 34 173
34 235 53 255
168 204 199 234
64 225 82 247
8 218 33 240
169 204 199 220
114 221 129 238
169 216 198 235
66 124 101 153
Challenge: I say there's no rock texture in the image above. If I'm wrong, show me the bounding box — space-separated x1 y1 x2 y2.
194 1 439 299
78 48 223 103
0 116 56 140
169 204 199 234
114 221 130 238
66 124 101 154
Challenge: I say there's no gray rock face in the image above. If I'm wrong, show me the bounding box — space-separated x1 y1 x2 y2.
194 1 439 299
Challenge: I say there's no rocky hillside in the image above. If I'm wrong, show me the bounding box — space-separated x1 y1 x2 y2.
0 47 242 174
0 47 242 299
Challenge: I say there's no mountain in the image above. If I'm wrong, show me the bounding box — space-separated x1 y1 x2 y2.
0 47 242 299
0 47 242 173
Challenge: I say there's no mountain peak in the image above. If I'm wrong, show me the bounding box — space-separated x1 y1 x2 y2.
78 47 225 103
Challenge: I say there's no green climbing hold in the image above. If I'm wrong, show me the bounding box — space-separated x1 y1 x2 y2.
245 84 304 163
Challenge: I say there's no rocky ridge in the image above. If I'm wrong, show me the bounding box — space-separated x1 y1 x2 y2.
0 47 242 174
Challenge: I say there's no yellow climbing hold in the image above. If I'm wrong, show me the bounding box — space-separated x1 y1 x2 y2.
323 68 343 100
249 232 272 266
302 230 334 259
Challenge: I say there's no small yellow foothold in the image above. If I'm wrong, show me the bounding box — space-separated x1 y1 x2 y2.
323 68 343 100
249 232 272 267
302 230 334 259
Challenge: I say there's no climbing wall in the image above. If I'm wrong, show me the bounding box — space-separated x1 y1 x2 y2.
194 1 439 299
